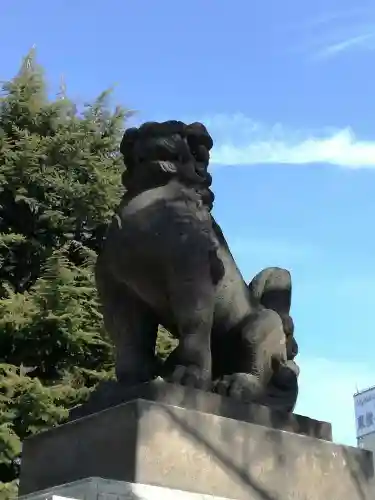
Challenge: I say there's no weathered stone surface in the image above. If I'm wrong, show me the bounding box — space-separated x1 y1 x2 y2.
19 477 235 500
68 379 331 441
95 120 299 411
19 398 374 500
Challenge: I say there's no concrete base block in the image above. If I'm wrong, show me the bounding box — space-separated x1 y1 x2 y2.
19 386 375 500
67 379 332 441
19 477 234 500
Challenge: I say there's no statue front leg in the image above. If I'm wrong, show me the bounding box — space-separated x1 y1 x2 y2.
162 247 215 391
96 269 159 386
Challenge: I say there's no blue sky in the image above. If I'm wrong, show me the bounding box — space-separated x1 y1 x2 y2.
3 0 375 446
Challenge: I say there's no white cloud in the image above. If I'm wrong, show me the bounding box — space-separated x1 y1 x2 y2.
204 114 375 168
314 33 375 60
305 8 371 28
295 356 375 446
283 7 375 60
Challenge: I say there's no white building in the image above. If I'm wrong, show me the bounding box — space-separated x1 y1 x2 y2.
354 386 375 453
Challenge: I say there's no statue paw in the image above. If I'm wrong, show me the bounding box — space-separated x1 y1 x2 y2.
164 364 212 391
214 373 263 403
271 360 300 388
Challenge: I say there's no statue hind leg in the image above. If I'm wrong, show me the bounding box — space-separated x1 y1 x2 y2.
248 266 292 316
215 308 287 403
96 267 159 385
249 266 299 411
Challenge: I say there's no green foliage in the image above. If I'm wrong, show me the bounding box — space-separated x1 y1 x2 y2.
156 326 178 360
0 244 114 383
0 49 131 493
0 362 88 497
0 49 127 294
0 480 19 500
0 49 175 495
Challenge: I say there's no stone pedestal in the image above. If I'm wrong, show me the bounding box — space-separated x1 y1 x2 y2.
19 477 235 500
19 380 375 500
67 379 332 441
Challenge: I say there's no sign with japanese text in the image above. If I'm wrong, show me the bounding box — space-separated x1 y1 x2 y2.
354 387 375 438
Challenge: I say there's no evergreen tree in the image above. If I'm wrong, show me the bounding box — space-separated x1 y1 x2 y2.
0 50 175 495
0 50 128 494
0 48 126 294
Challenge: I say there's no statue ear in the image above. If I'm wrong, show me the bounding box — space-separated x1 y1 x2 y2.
248 267 292 315
120 127 138 156
120 127 139 174
186 122 214 151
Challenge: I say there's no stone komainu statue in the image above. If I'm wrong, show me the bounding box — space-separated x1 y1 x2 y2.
95 120 299 411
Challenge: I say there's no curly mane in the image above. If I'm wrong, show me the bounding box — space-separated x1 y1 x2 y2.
119 121 215 209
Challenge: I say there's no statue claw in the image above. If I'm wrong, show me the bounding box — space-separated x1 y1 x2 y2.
214 373 263 404
164 364 212 391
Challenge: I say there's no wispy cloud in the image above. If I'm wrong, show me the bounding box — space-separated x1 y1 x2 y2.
314 32 375 60
296 356 375 445
299 7 372 29
203 114 375 168
287 6 375 60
